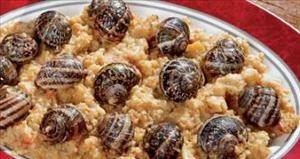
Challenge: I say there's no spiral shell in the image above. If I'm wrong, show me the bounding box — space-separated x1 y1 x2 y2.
203 39 245 79
35 10 72 48
239 85 280 127
40 104 87 143
197 116 248 158
98 113 134 152
143 122 183 159
0 56 17 86
159 58 205 102
157 17 190 57
89 0 132 42
0 86 32 129
94 63 140 106
35 54 87 90
0 33 38 64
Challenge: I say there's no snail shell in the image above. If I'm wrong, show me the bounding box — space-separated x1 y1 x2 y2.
157 17 190 57
98 113 134 152
89 0 132 42
94 63 140 106
239 85 280 127
35 10 72 48
0 33 38 64
203 39 244 79
159 58 205 102
0 56 17 86
35 54 87 90
197 116 248 158
40 104 87 143
0 86 32 129
143 122 183 159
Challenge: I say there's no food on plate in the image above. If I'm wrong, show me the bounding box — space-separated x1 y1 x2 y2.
94 63 140 106
156 17 190 57
88 0 132 42
0 33 38 64
203 39 245 79
0 56 17 86
238 85 280 127
197 115 248 159
159 57 205 102
35 54 87 90
0 0 299 158
143 122 183 159
39 104 87 143
97 113 134 152
35 10 72 48
0 86 32 129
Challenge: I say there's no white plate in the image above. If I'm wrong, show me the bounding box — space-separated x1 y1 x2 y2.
0 1 299 159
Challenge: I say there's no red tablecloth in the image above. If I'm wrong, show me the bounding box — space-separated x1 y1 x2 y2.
0 0 299 159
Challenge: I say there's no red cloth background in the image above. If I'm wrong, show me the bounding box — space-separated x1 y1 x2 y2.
0 0 299 159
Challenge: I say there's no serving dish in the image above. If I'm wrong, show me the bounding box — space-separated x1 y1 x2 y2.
0 0 299 159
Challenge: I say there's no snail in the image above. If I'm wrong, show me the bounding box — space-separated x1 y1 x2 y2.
89 0 132 42
0 86 32 129
156 17 190 57
197 115 248 159
143 122 183 159
238 85 280 127
35 54 87 90
203 39 245 79
40 104 87 143
94 63 140 106
159 58 205 102
0 33 39 64
98 113 134 152
35 10 72 48
0 56 17 86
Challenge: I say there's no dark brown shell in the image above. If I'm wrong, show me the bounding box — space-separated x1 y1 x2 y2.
40 104 87 143
35 10 72 48
98 113 134 152
157 17 190 57
238 85 280 127
203 39 244 79
143 122 183 159
35 54 87 90
94 63 140 106
89 0 132 42
197 116 248 158
0 33 38 64
159 58 205 102
0 86 32 129
0 56 17 86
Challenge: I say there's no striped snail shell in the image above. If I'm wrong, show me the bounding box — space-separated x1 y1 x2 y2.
197 116 248 159
0 86 32 129
0 33 38 64
143 122 183 159
94 63 140 106
89 0 132 42
0 56 17 86
35 54 87 90
159 58 205 102
203 39 245 79
40 104 87 143
238 85 280 127
35 10 72 48
98 113 134 152
157 17 190 57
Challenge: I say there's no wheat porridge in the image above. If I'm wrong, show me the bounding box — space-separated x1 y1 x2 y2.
0 0 299 159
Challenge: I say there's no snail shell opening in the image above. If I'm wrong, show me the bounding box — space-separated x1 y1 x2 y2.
197 115 248 158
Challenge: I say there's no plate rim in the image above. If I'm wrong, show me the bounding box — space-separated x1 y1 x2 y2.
0 1 299 159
